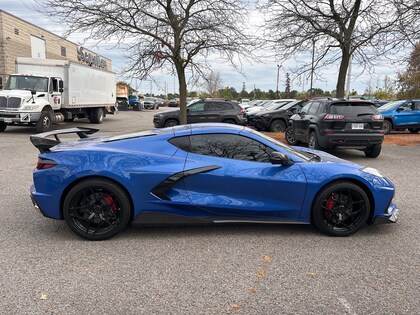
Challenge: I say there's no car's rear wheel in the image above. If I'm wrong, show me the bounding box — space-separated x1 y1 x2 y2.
408 128 419 134
285 126 299 145
269 119 286 132
63 179 131 240
164 119 179 127
383 120 392 135
312 181 370 236
308 131 321 150
364 144 381 158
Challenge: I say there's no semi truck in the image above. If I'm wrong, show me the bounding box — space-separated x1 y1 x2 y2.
0 57 117 133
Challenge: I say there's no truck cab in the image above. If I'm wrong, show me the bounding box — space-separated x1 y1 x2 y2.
0 74 64 132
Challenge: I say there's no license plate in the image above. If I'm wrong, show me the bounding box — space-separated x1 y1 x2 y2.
352 123 364 130
4 118 12 123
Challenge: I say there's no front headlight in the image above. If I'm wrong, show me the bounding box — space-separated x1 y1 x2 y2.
154 113 163 118
22 105 40 110
361 167 383 177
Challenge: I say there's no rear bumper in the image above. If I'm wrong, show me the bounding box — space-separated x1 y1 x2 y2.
318 132 384 148
373 203 399 224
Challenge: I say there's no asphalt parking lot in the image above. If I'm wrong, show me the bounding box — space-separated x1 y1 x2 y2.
0 109 419 315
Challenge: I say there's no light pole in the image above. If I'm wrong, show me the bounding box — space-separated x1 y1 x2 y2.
310 38 316 97
276 64 281 99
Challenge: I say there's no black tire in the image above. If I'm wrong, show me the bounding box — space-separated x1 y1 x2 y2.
90 108 104 124
36 110 53 133
308 131 321 150
223 119 236 124
408 128 419 134
269 119 286 132
364 144 382 158
164 119 179 127
63 178 132 240
383 120 392 135
285 126 298 145
0 122 7 132
312 181 370 236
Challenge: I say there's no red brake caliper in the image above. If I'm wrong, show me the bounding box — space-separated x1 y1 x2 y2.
324 195 335 219
104 194 118 213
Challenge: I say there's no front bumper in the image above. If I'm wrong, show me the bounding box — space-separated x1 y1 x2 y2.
0 111 42 124
252 117 270 130
373 202 399 224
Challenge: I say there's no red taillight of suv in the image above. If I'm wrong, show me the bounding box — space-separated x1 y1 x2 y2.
36 158 57 170
372 114 383 120
324 114 345 120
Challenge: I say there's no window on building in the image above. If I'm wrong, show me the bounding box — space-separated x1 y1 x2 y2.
61 46 66 57
14 28 19 35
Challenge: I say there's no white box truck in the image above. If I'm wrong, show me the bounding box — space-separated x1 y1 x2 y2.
0 58 117 132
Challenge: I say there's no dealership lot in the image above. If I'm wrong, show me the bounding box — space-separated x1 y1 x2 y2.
0 110 418 314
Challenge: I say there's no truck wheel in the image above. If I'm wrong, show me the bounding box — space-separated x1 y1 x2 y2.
383 120 392 135
36 110 53 133
90 108 104 124
0 122 7 132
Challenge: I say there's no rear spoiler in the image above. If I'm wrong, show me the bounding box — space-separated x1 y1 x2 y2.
30 127 99 153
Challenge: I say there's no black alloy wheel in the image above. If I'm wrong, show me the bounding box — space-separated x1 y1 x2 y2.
164 119 179 127
0 122 7 132
269 119 286 132
63 179 131 240
408 128 419 134
312 181 370 236
364 144 382 158
285 126 298 145
383 120 392 135
308 131 321 150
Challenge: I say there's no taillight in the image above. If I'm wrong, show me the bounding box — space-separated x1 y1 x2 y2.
36 158 57 170
324 114 345 120
240 109 246 113
372 114 383 120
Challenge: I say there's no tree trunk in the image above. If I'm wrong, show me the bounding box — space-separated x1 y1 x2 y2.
336 49 351 98
175 62 188 125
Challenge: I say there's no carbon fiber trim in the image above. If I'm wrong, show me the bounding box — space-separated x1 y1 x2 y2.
150 165 221 201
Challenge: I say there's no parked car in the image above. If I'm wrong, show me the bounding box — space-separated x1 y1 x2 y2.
286 99 384 158
29 124 399 240
143 97 159 109
153 99 246 127
252 100 308 132
128 95 140 109
378 99 420 134
247 99 296 125
168 98 179 107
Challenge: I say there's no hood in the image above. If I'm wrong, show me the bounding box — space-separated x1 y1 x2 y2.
0 89 34 99
157 109 180 115
297 146 360 166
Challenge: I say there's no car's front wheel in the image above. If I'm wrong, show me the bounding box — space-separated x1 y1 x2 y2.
269 119 286 132
63 179 132 240
285 126 299 145
312 181 370 236
364 144 381 158
164 119 179 127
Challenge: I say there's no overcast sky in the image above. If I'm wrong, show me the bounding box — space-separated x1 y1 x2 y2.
1 0 407 96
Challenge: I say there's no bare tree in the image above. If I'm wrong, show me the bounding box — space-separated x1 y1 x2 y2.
259 0 417 98
35 0 253 124
202 71 224 97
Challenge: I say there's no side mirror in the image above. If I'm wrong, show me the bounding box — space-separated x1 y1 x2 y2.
269 152 294 166
30 89 36 95
59 80 64 93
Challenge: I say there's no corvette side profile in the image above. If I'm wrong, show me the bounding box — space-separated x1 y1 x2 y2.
30 124 399 240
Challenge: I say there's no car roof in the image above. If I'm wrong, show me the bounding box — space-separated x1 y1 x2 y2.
171 123 246 136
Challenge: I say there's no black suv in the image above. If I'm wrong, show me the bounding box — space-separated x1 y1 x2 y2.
252 100 307 132
153 99 246 128
286 99 384 158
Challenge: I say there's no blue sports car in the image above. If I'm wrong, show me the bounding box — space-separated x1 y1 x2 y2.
30 124 399 240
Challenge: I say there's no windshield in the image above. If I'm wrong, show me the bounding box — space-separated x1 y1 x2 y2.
7 75 48 92
378 100 406 111
265 101 288 111
144 97 156 101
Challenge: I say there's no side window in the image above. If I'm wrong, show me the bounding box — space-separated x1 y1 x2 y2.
206 103 233 111
307 102 320 114
400 102 413 111
188 102 205 112
300 102 312 114
316 103 328 114
168 136 191 152
190 134 274 163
